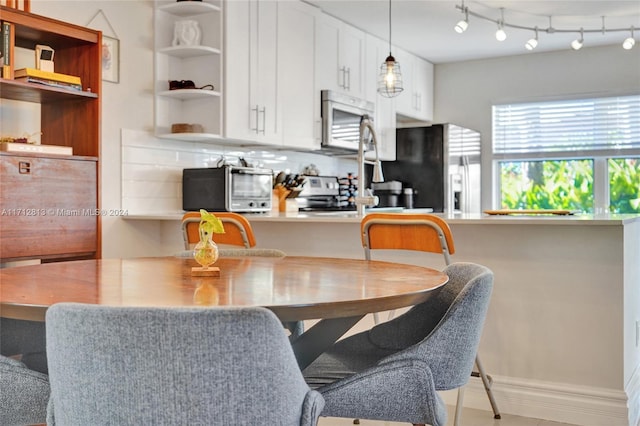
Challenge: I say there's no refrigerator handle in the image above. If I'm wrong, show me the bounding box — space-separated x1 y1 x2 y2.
463 156 473 214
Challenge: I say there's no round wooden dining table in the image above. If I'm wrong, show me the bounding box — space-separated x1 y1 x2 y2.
0 255 448 368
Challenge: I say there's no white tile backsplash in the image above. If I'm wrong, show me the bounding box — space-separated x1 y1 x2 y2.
121 129 356 214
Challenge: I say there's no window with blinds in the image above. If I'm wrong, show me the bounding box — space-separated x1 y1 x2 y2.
493 95 640 155
492 94 640 214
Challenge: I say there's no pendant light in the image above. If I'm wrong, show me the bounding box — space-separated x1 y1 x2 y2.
377 0 403 98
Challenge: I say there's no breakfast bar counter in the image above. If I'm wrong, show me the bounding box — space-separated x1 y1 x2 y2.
122 211 639 425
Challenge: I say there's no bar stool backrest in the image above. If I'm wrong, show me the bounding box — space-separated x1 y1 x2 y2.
182 211 257 249
361 213 455 265
2 0 30 12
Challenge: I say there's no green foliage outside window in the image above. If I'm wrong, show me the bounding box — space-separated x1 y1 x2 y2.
609 158 640 213
501 158 640 213
500 160 594 212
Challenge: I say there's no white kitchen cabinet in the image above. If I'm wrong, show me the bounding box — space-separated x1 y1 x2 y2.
277 1 318 150
394 48 434 123
154 0 223 141
364 34 396 161
225 0 281 145
315 13 366 99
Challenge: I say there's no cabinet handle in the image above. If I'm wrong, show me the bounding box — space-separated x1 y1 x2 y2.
346 67 351 91
259 107 266 135
339 66 346 89
18 161 31 174
251 105 260 133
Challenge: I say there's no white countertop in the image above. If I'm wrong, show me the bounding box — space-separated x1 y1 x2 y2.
123 209 640 226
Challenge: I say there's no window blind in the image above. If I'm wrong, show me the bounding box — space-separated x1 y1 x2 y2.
493 95 640 154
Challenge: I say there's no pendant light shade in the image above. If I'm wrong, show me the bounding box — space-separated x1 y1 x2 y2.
377 0 403 98
378 55 403 97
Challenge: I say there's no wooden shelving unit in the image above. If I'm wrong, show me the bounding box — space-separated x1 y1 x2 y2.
0 6 102 262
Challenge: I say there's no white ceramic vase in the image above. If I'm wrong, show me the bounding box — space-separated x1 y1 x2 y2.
172 20 202 46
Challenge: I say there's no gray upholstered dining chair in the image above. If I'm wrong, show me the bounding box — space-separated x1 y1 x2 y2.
45 304 324 425
0 355 50 426
360 213 500 424
303 262 493 426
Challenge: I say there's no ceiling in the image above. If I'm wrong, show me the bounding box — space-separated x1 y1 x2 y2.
303 0 640 63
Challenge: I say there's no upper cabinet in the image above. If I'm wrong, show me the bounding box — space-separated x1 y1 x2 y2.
364 34 396 161
394 48 434 123
153 0 223 141
225 0 318 149
225 0 281 145
315 13 366 99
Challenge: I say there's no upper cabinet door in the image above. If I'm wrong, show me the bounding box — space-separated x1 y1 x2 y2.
394 48 434 124
339 24 365 98
412 56 434 123
278 1 318 150
315 13 365 99
225 0 282 145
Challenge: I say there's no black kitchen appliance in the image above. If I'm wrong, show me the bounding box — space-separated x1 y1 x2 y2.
381 124 481 213
182 166 273 213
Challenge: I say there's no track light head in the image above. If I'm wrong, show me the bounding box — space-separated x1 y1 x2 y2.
496 27 507 41
495 8 507 41
455 19 468 33
571 28 584 50
525 27 539 50
623 37 635 50
623 27 635 50
455 8 469 33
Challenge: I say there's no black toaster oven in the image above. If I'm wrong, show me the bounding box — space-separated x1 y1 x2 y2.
182 166 273 213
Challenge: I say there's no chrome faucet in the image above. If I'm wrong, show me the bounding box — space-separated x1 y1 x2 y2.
356 115 384 216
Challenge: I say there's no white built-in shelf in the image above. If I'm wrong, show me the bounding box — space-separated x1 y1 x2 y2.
157 89 221 99
159 2 221 16
157 132 222 142
158 45 221 58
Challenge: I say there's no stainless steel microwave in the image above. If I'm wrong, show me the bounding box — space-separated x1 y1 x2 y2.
321 90 375 152
182 166 273 213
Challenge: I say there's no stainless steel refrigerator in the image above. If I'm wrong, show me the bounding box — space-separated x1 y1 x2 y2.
381 124 482 213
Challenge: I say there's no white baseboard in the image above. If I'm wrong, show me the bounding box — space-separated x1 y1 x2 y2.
626 365 640 426
440 375 632 426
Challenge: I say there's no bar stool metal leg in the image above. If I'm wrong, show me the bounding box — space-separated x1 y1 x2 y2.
473 355 501 419
454 386 465 426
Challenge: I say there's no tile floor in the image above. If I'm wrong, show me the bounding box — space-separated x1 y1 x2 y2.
318 406 575 426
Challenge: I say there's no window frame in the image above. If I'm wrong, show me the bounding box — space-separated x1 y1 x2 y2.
491 93 640 212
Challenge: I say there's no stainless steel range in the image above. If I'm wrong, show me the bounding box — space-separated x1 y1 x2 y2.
296 176 353 211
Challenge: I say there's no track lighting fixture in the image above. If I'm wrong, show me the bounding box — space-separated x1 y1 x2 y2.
623 27 635 50
571 28 584 50
525 27 539 50
454 2 638 53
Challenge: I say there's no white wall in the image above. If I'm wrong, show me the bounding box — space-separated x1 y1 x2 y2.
433 46 640 210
